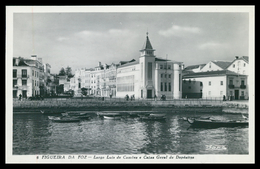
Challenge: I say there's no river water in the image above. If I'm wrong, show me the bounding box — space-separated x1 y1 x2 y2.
13 111 248 155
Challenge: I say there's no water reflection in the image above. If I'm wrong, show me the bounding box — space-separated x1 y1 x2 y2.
13 113 248 155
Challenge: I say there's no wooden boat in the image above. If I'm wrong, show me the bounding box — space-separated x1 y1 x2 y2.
187 118 248 128
52 118 80 123
139 113 166 121
48 116 61 120
76 115 91 120
96 112 121 116
40 110 64 115
103 115 121 120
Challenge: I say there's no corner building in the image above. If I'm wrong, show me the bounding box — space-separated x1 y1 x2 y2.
116 33 183 99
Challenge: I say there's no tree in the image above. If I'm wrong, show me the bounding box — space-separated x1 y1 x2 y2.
65 66 73 78
81 87 90 96
59 67 66 76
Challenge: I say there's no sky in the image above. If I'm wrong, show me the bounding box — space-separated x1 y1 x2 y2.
13 12 249 74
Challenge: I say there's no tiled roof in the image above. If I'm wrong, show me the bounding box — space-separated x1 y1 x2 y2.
212 61 232 69
183 64 206 70
183 70 246 78
141 35 153 50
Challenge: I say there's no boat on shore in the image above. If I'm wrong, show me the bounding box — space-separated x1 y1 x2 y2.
187 118 248 128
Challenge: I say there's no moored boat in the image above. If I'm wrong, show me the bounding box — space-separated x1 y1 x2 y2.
187 118 248 128
52 118 80 123
139 113 166 121
103 115 121 120
48 116 61 120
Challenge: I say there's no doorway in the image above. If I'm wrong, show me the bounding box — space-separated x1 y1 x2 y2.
147 89 152 98
235 90 239 100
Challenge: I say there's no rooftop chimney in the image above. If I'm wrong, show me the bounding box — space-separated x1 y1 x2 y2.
235 56 239 59
98 62 101 67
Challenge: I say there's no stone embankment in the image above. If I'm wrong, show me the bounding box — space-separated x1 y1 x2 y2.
12 98 248 114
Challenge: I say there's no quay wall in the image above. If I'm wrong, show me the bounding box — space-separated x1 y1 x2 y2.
12 98 248 114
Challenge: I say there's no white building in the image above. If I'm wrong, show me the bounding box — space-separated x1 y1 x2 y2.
116 33 183 99
13 55 49 98
182 56 249 100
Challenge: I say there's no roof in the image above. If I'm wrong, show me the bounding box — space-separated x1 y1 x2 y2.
183 70 246 79
212 61 232 69
119 59 136 65
183 64 206 71
118 60 139 68
155 57 170 62
241 56 249 62
140 33 154 51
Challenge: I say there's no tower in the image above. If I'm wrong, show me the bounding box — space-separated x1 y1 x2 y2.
139 32 156 98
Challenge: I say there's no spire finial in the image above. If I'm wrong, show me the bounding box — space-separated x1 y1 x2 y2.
146 31 148 36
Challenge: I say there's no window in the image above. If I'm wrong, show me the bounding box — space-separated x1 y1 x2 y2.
13 69 17 78
189 79 191 83
22 80 27 86
160 65 163 69
169 74 171 78
200 82 203 86
209 81 211 86
78 83 81 88
241 79 245 85
244 63 246 67
13 80 17 87
161 82 163 91
241 91 244 96
188 86 191 89
165 74 167 78
169 83 171 91
161 74 163 78
183 80 186 83
35 80 36 86
209 63 211 68
148 62 152 80
32 70 34 76
22 69 27 78
220 81 223 85
168 65 171 69
165 82 167 91
233 64 235 68
32 80 34 86
229 79 233 85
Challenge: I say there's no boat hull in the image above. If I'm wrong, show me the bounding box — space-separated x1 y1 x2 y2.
103 116 121 120
188 118 248 128
52 118 80 123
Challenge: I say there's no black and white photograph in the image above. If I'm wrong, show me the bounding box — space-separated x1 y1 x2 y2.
6 6 255 163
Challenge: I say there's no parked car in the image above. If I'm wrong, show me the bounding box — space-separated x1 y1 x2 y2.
28 95 44 100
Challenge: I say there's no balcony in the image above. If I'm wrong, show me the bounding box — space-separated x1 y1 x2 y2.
240 85 246 89
228 84 235 89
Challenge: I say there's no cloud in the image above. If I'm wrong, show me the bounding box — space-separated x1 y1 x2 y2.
56 37 69 42
198 41 227 50
158 25 201 37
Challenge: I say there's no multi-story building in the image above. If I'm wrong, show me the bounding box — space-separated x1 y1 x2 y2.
70 62 119 97
116 33 183 99
182 56 249 100
13 55 49 98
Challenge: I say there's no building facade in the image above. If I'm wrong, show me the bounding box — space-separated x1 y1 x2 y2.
13 55 50 98
116 33 183 99
182 56 249 100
